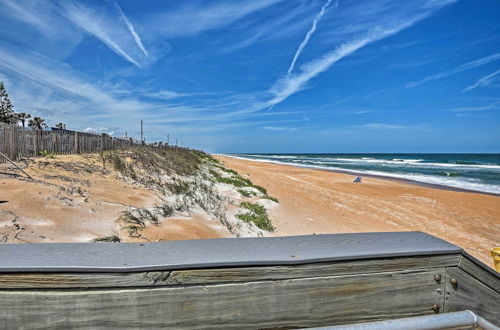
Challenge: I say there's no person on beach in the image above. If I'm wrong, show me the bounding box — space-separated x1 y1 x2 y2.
353 176 362 183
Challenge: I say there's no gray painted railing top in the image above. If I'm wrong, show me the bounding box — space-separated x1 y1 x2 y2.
0 232 462 273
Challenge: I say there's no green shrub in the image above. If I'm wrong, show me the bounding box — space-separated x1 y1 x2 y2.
262 195 279 203
253 185 267 194
236 202 274 232
93 234 120 242
39 150 55 158
237 189 256 197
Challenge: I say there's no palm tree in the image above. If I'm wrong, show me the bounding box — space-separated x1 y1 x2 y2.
17 112 31 127
28 117 47 130
55 122 66 130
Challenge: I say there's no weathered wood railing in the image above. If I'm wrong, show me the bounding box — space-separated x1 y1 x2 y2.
0 232 498 329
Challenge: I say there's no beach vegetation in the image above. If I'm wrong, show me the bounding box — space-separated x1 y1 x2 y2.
119 209 146 227
253 185 267 194
261 195 279 203
154 203 175 217
222 168 238 175
39 150 55 158
236 201 274 232
237 188 256 197
93 233 121 242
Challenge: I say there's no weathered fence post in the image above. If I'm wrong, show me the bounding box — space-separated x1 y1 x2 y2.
8 124 18 160
74 132 79 154
100 133 105 152
33 129 40 157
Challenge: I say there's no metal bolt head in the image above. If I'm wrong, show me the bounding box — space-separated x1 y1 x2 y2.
434 274 442 283
450 278 458 287
431 304 440 313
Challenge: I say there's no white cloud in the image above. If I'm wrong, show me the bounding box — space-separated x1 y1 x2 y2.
287 0 337 75
266 0 456 109
114 2 149 57
147 90 188 100
146 0 284 37
262 126 297 131
361 123 409 129
451 100 500 112
60 0 149 68
406 52 500 88
462 69 500 92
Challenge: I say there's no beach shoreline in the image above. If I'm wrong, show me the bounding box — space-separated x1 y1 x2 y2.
217 155 500 268
221 154 500 197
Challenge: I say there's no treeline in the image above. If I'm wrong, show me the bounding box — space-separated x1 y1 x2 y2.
0 82 66 130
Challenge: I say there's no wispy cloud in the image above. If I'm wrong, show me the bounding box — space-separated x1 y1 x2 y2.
287 0 337 75
263 0 457 109
146 90 188 99
361 123 410 129
0 0 54 36
269 18 429 107
462 68 500 92
262 126 297 131
451 100 500 112
114 1 148 57
146 0 284 38
406 52 500 88
61 0 149 68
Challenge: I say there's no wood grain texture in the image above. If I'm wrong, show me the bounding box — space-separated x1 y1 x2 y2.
0 254 458 289
0 232 461 273
0 270 445 329
444 267 500 326
458 255 500 293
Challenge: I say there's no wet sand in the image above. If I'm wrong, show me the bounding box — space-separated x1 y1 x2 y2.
218 155 500 267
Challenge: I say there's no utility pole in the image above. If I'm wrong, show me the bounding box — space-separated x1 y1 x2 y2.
140 120 143 142
176 139 178 146
167 134 169 145
125 131 128 139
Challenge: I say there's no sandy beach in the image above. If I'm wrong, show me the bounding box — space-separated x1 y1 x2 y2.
1 151 498 268
218 155 500 267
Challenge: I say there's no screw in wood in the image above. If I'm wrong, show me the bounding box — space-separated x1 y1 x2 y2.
431 304 440 313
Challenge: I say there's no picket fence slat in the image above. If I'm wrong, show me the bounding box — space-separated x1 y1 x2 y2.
0 123 145 162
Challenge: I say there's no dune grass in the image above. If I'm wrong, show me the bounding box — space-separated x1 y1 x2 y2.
236 201 274 232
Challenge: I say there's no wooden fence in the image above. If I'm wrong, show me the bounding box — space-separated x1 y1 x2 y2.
0 123 143 162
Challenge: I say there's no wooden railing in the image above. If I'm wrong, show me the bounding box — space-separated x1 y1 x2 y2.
0 232 498 329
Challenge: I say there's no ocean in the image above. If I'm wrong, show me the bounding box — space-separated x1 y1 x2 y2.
230 153 500 195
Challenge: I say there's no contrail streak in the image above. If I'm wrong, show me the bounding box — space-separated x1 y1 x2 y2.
462 68 500 92
114 1 149 57
287 0 337 76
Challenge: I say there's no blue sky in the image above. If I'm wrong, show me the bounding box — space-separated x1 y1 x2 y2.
0 0 499 153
